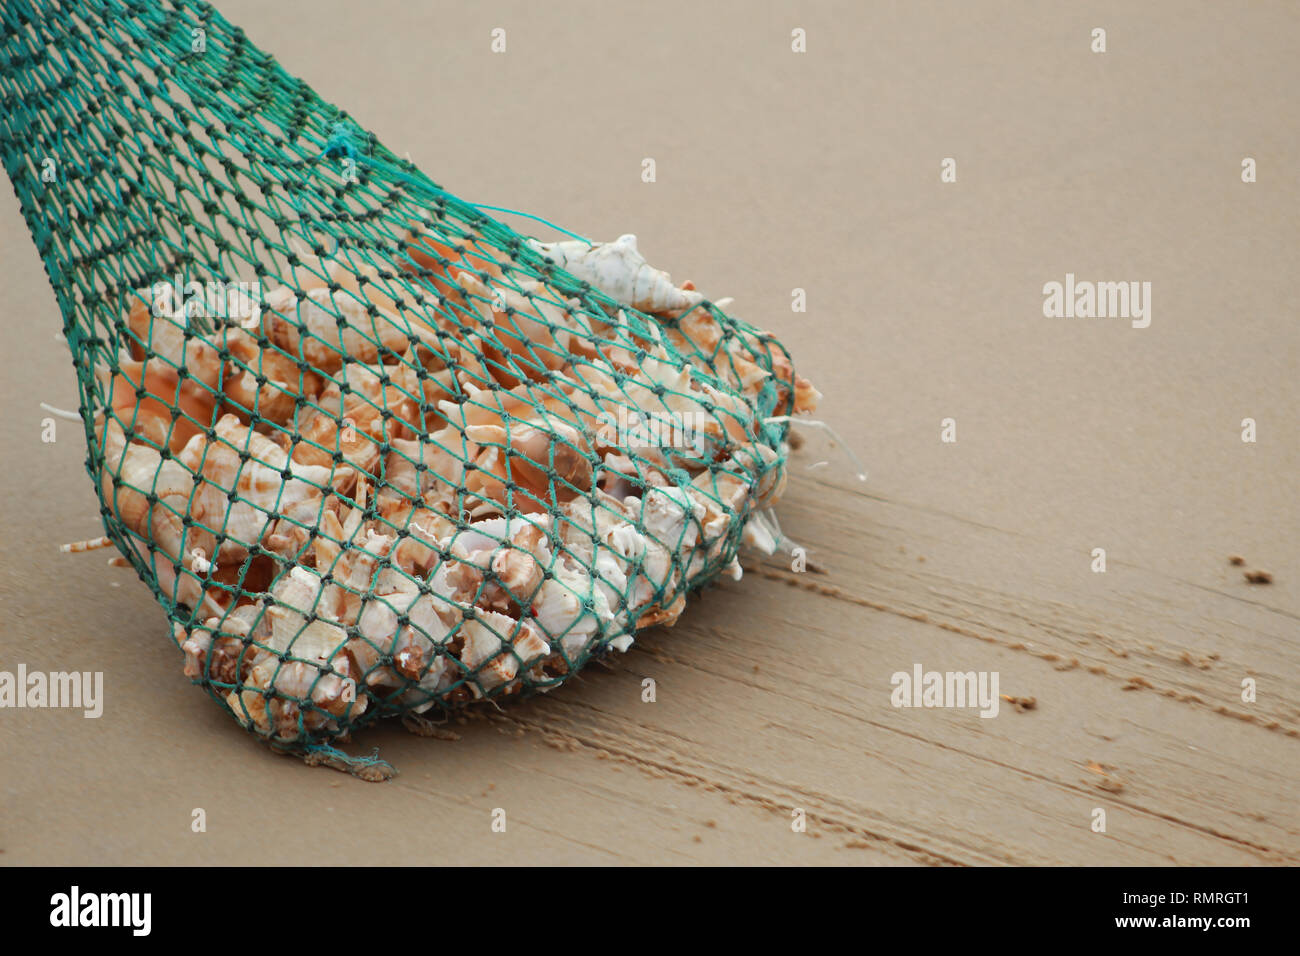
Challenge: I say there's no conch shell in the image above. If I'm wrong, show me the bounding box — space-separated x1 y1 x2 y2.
526 234 704 316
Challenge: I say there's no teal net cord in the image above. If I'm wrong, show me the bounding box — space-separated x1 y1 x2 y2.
0 0 812 778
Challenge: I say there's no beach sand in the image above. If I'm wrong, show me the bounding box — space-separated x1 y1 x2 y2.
1 0 1296 864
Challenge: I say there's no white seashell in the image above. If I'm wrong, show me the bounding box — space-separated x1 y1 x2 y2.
178 415 341 562
527 234 704 315
641 486 703 548
741 512 778 556
459 610 549 695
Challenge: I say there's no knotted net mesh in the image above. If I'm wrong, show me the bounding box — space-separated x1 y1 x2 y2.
0 0 819 777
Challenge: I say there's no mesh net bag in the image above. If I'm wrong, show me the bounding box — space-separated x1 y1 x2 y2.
0 0 821 779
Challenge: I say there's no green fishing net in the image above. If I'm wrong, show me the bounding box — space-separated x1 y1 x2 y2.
0 0 818 779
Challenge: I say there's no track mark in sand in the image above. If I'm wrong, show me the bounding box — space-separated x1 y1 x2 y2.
493 709 972 866
802 477 1299 621
1097 795 1295 862
511 818 625 860
875 714 1294 863
746 563 1300 739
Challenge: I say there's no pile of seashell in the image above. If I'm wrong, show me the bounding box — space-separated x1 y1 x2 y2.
91 220 819 765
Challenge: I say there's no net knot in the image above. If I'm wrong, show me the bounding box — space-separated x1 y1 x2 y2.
322 120 360 162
